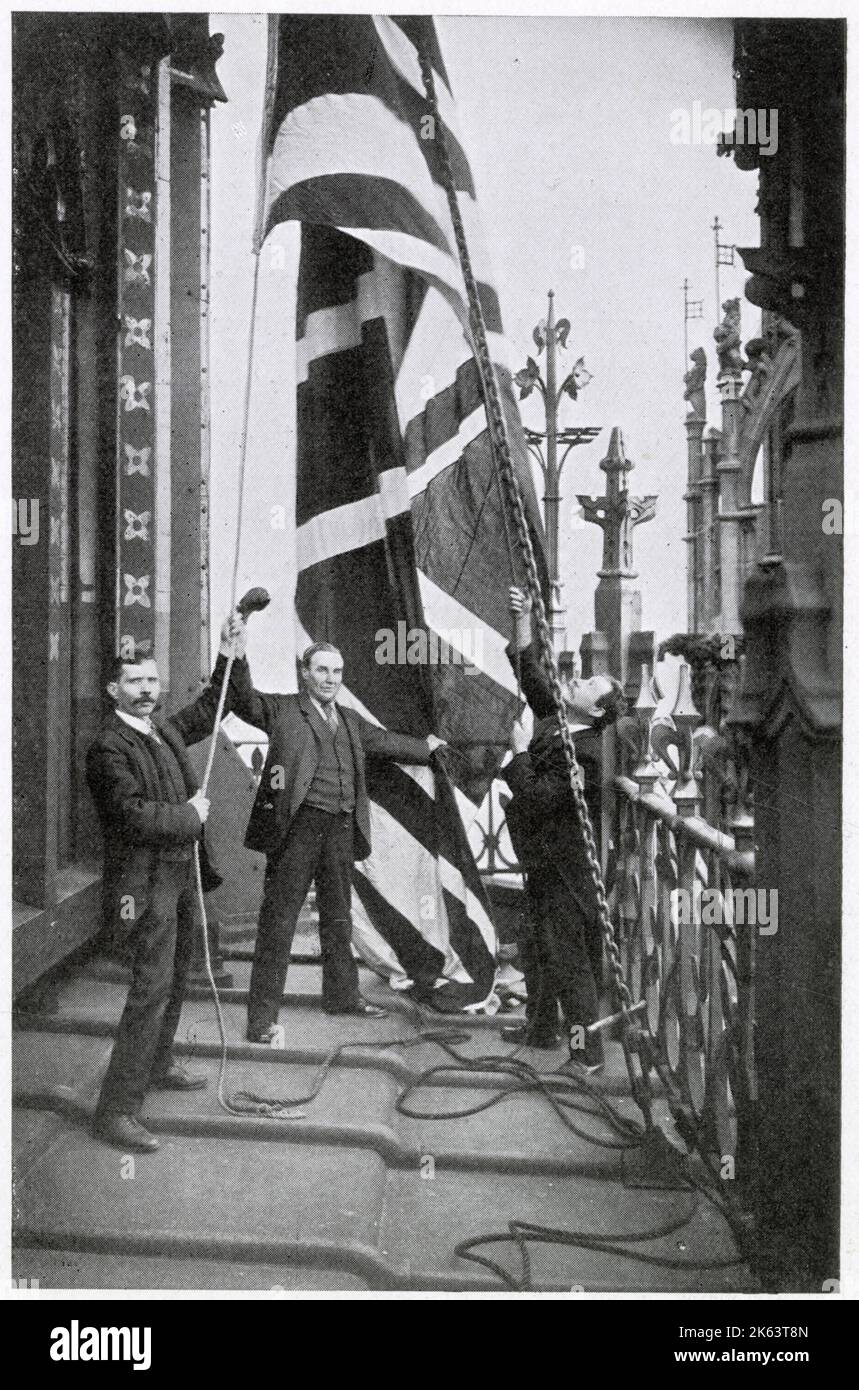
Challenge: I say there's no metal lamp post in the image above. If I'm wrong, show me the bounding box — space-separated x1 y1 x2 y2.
514 290 600 653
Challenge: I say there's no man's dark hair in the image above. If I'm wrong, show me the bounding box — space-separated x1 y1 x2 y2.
108 653 153 683
300 642 342 670
593 675 626 731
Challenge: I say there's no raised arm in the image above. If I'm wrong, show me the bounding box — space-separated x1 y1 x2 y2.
167 614 261 745
169 652 248 747
507 586 555 718
216 655 287 740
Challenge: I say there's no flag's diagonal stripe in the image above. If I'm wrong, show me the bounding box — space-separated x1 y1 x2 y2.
353 865 447 981
363 801 450 956
407 403 487 498
417 572 518 696
364 797 493 970
373 17 462 153
365 761 437 860
395 286 509 439
350 893 414 982
273 175 450 258
367 768 496 953
369 17 475 200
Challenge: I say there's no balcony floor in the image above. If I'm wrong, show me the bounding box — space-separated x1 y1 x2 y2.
13 921 757 1294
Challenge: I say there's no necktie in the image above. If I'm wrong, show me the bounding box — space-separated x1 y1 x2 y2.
326 705 338 731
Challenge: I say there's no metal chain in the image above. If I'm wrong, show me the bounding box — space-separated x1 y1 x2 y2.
417 50 632 1020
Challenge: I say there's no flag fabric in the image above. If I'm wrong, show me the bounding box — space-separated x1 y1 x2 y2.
261 15 547 1007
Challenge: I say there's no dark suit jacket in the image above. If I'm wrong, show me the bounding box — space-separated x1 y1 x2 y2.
86 654 237 937
500 643 603 901
226 657 431 861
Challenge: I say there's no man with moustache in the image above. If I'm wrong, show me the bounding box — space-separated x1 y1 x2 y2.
85 615 245 1153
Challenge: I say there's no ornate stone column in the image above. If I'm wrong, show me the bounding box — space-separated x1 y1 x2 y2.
577 428 657 682
683 348 707 631
714 298 748 637
699 428 721 632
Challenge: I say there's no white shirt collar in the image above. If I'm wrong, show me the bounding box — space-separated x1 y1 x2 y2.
116 708 157 737
309 695 337 724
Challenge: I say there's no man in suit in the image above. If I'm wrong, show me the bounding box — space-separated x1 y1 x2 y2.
499 587 624 1068
86 616 244 1153
224 623 445 1041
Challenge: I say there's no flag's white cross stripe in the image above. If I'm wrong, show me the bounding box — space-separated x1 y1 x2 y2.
297 280 509 510
297 270 509 452
297 261 407 387
295 466 412 570
297 499 513 694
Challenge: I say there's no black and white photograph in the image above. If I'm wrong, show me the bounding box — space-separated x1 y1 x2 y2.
7 3 850 1308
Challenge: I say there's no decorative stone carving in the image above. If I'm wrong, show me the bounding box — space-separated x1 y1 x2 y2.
683 347 707 419
714 297 746 377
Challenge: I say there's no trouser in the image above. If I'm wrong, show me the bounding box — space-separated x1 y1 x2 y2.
96 861 194 1117
520 858 602 1061
247 805 359 1031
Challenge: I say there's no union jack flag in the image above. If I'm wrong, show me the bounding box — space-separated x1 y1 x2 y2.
259 15 547 1007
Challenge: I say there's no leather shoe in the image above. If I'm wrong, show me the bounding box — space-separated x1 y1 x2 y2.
151 1064 207 1091
246 1025 280 1044
500 1024 561 1049
324 999 388 1018
93 1113 159 1153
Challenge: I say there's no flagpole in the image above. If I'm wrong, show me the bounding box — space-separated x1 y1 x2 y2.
200 15 277 791
252 14 280 255
683 278 689 377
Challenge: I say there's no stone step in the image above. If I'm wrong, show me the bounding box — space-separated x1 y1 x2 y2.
13 1122 406 1288
17 985 650 1107
13 1031 661 1178
380 1166 755 1293
13 1091 754 1293
57 958 653 1093
13 954 754 1293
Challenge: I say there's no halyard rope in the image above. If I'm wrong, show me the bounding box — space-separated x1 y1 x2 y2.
415 46 652 1125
